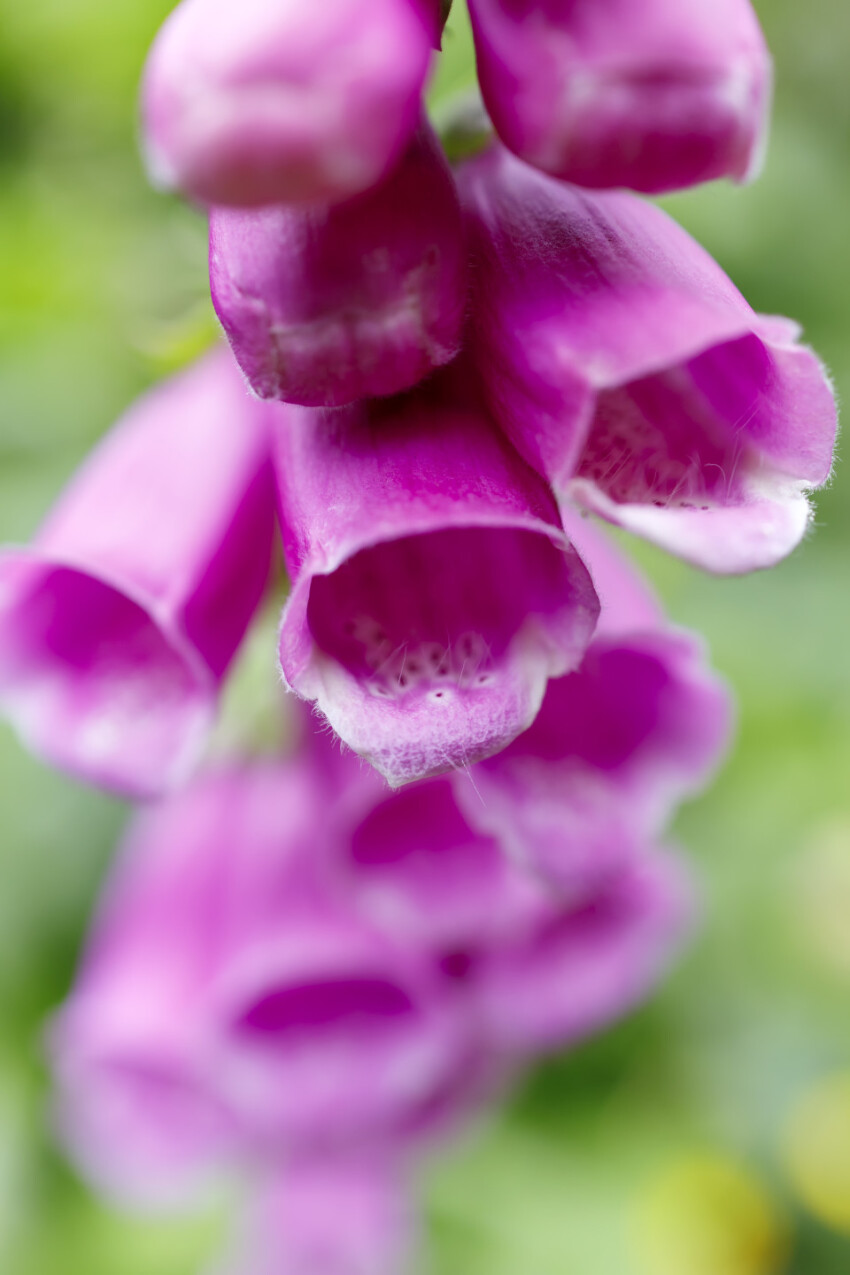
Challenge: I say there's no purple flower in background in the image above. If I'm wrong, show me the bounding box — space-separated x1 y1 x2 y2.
141 0 437 208
50 764 467 1207
210 121 466 406
332 773 548 951
219 1156 416 1275
467 0 771 194
445 847 695 1058
452 514 733 892
273 362 600 786
0 351 275 797
459 146 837 573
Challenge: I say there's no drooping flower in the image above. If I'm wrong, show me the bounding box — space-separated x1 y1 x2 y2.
458 146 837 573
210 120 466 407
443 847 695 1058
142 0 438 208
451 514 733 892
219 1155 416 1275
0 351 275 796
50 763 467 1207
273 362 600 786
331 773 548 950
466 0 771 194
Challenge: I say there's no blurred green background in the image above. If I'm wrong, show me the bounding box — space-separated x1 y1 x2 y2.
2 1 850 1271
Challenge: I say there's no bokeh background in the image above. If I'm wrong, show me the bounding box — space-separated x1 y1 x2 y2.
2 2 850 1271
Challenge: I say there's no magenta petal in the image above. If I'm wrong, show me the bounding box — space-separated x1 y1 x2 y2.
0 352 275 795
274 368 600 786
467 849 695 1055
223 1156 416 1275
340 777 546 950
455 519 732 891
210 122 466 407
467 0 771 194
459 148 837 573
142 0 434 208
52 763 467 1191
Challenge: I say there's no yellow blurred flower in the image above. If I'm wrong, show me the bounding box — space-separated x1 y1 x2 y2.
781 1072 850 1234
633 1153 788 1275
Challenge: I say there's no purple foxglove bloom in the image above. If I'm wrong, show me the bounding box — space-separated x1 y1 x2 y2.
273 364 600 786
220 1156 416 1275
458 147 837 573
209 122 466 407
141 0 437 208
334 774 548 950
51 764 467 1205
452 515 733 892
467 0 771 194
445 848 695 1057
0 352 275 797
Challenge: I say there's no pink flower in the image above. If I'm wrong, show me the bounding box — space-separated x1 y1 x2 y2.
142 0 437 207
467 0 771 193
459 146 837 573
0 352 275 796
50 763 467 1207
210 121 466 406
332 773 548 951
443 848 695 1057
451 514 733 892
273 362 600 786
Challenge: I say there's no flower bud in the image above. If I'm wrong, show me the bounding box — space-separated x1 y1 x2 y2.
468 0 771 193
142 0 436 208
210 123 465 406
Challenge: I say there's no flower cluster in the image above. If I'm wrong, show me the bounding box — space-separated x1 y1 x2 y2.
0 0 838 1271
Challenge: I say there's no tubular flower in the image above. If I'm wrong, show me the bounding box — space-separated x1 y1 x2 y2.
141 0 437 208
210 121 466 407
0 352 275 797
220 1156 416 1275
443 848 695 1058
458 146 837 573
273 363 600 786
50 764 467 1207
466 0 771 194
452 515 733 893
333 774 548 951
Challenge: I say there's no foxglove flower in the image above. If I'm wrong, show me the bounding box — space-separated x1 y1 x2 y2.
445 848 695 1057
142 0 438 207
333 773 547 950
210 121 466 406
51 764 467 1205
467 0 771 194
0 352 275 796
273 363 600 786
452 515 733 892
219 1156 416 1275
459 147 837 573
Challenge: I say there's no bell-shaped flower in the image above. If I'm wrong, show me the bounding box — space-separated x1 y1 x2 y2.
0 352 275 796
467 0 771 194
273 363 600 786
209 121 466 407
141 0 437 208
458 147 837 573
452 515 733 892
218 1155 416 1275
50 764 467 1207
443 848 695 1058
331 773 548 951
